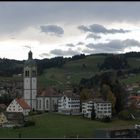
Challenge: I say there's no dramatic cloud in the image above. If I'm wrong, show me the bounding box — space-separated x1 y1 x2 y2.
86 33 101 40
86 39 140 53
40 25 64 36
50 48 80 56
66 43 75 47
78 24 130 34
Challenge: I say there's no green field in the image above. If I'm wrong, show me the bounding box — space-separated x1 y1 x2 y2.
0 113 139 138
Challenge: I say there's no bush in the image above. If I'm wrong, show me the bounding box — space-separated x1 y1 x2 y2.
24 120 35 127
101 116 111 122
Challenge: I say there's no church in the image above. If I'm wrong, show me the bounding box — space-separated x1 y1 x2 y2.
6 50 80 116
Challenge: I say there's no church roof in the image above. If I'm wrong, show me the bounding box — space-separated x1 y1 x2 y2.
24 59 36 67
37 87 62 97
15 98 31 109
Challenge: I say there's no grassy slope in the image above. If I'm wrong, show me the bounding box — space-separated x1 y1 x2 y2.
0 113 139 138
38 56 140 89
1 55 140 88
38 55 105 89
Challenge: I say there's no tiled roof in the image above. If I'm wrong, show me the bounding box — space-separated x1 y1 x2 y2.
37 87 62 97
15 98 31 109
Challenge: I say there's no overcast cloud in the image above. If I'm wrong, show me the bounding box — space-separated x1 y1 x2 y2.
66 43 75 47
0 2 140 59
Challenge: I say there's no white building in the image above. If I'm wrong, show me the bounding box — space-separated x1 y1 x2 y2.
36 88 62 112
23 51 37 110
58 89 80 115
6 98 31 116
82 99 112 119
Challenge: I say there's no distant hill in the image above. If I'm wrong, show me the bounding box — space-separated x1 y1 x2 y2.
1 52 140 90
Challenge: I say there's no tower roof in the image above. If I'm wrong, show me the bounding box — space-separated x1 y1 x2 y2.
24 50 36 67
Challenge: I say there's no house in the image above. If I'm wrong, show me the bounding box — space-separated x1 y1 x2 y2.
5 112 25 125
0 112 8 126
36 87 62 112
126 95 140 109
82 98 112 119
58 89 80 115
6 98 31 116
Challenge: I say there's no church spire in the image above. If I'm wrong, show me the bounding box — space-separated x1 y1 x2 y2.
28 50 33 59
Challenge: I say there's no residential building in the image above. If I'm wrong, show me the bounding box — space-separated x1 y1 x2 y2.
82 98 112 119
0 112 8 126
126 95 140 109
6 98 31 116
58 89 80 115
3 112 25 127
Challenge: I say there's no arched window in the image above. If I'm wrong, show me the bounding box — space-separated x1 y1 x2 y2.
25 70 29 77
46 100 48 109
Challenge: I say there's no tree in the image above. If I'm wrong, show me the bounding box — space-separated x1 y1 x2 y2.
91 104 96 120
80 88 93 101
100 84 116 114
111 81 128 113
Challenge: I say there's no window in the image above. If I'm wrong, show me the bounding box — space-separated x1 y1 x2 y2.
39 100 41 109
46 100 48 109
25 70 29 77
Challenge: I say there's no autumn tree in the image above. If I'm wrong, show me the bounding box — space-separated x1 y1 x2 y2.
80 88 93 101
100 84 116 114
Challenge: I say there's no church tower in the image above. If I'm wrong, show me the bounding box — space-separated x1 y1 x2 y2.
23 50 37 110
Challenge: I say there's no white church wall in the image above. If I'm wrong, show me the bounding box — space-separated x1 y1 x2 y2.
24 78 31 89
24 90 31 99
31 78 37 89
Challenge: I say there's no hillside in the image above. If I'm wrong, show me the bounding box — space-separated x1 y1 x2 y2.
1 52 140 91
38 55 105 90
38 53 140 90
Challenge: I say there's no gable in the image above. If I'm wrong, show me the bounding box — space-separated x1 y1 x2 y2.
7 99 23 112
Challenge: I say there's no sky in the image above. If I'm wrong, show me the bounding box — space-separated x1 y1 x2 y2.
1 2 140 60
